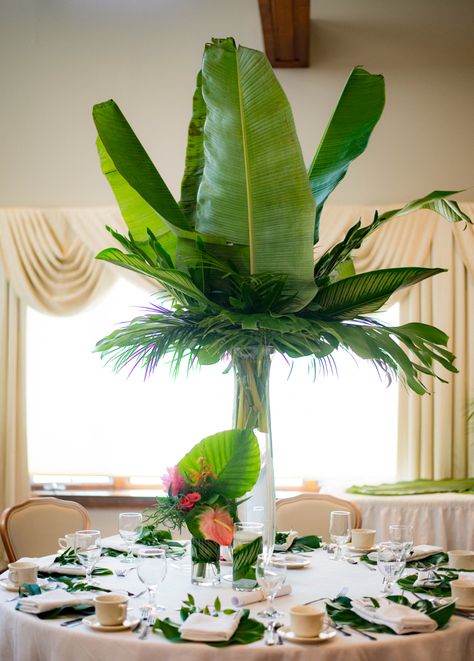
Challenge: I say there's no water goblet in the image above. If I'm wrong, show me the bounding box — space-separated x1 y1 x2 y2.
329 511 351 561
137 548 167 614
119 512 143 563
377 542 406 593
74 530 101 584
255 554 287 620
389 524 414 559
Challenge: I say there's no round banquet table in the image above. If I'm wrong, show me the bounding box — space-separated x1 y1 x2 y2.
1 547 473 661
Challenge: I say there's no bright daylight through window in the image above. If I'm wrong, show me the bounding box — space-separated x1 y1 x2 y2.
27 277 399 487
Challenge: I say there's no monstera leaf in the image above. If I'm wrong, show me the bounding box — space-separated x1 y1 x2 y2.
178 429 260 498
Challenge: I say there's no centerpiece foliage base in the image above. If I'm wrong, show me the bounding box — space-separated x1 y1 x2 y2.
190 537 221 586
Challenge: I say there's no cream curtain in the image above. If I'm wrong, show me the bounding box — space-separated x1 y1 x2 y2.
319 203 474 479
0 203 472 546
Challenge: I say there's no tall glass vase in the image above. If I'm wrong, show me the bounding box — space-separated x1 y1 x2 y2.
232 346 275 561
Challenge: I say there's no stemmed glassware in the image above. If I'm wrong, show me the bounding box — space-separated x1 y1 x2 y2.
377 542 406 593
137 548 167 614
74 530 101 584
389 524 414 559
255 554 287 620
329 511 351 561
119 512 143 564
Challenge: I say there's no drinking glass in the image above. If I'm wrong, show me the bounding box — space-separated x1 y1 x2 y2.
137 548 167 613
255 554 287 620
377 542 406 593
329 511 351 561
74 530 101 584
119 512 143 563
232 522 263 590
389 524 414 559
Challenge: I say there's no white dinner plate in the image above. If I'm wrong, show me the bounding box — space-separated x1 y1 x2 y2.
346 545 378 555
272 555 311 570
279 626 336 644
83 615 140 632
0 578 49 592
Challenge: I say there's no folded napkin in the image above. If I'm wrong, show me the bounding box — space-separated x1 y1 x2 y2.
231 584 291 607
19 556 86 576
408 545 444 561
17 589 94 614
352 597 437 634
274 530 299 552
179 611 242 642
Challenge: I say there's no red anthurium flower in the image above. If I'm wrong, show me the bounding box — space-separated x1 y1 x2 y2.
162 466 186 496
198 507 234 546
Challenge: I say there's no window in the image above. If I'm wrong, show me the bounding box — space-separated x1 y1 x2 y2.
27 278 398 488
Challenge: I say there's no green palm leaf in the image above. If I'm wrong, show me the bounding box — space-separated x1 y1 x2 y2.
96 138 177 258
313 267 445 319
314 190 471 285
178 429 261 499
93 100 192 236
196 38 316 310
96 248 216 309
308 67 385 243
179 71 206 223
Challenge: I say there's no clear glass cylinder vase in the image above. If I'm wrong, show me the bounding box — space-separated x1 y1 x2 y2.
190 537 221 586
231 346 276 560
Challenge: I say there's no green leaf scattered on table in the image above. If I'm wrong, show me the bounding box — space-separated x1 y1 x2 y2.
38 604 95 620
274 531 322 553
326 595 455 634
153 594 264 646
359 551 449 568
397 571 460 598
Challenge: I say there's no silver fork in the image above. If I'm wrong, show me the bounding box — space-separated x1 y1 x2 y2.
139 613 156 640
115 566 136 578
304 585 348 606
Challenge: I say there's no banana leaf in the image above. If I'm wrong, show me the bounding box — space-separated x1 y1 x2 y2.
308 66 385 243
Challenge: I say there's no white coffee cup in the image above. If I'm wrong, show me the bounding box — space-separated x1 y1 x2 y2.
351 528 376 550
58 533 76 550
94 593 129 626
8 561 39 586
450 579 474 608
448 550 474 571
290 605 325 638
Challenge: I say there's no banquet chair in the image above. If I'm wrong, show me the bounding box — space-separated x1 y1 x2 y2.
276 493 362 542
0 497 90 562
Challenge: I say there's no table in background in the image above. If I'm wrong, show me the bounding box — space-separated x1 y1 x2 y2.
324 490 474 549
1 548 473 661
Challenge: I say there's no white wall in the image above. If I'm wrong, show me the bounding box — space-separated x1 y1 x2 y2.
0 0 472 208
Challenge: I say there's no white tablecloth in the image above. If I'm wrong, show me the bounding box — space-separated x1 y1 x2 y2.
327 491 474 549
1 544 473 661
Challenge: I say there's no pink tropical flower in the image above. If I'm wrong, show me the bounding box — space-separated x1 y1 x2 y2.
162 466 186 496
187 492 201 504
198 507 234 546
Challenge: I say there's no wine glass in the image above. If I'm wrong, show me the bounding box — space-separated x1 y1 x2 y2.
119 512 143 563
329 511 351 561
389 524 414 559
74 530 101 584
137 548 167 613
377 542 406 593
255 554 287 620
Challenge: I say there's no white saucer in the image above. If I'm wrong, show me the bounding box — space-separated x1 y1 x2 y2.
279 627 336 644
346 545 378 555
0 578 49 592
83 615 140 632
272 555 311 570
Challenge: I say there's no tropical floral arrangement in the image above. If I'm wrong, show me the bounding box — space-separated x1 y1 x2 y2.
145 428 260 583
91 36 471 561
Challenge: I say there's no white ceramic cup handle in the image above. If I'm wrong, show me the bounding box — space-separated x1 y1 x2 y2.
58 538 68 549
119 604 128 622
9 569 18 583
